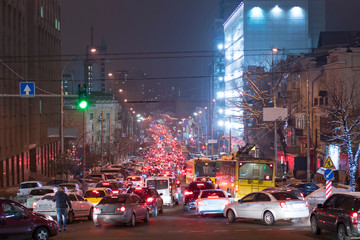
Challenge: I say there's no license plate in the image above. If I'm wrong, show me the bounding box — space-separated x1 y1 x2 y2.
39 204 52 210
292 204 303 209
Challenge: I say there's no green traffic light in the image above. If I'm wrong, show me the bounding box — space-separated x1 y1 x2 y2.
79 100 88 109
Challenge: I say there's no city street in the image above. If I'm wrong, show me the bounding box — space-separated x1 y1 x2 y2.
51 205 335 240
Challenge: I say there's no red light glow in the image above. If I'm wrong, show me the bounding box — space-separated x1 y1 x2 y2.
184 190 193 196
280 202 287 208
146 197 154 203
197 183 205 187
208 196 219 199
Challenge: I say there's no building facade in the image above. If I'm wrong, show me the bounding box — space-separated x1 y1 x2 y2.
0 0 61 187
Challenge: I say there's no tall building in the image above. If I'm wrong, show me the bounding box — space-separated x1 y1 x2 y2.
0 0 61 187
219 0 325 143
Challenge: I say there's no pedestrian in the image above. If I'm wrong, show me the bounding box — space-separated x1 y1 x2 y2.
52 187 72 232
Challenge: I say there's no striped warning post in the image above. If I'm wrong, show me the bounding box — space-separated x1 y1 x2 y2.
326 180 332 199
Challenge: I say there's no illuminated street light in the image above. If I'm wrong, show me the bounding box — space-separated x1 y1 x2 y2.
108 72 113 77
124 99 128 102
193 112 198 116
118 89 123 93
90 48 97 53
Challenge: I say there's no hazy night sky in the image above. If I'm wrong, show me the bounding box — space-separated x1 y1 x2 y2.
59 0 360 104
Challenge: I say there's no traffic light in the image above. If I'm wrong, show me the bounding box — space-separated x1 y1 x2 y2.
201 145 206 150
78 84 88 109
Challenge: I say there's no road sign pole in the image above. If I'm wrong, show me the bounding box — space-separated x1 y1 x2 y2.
326 180 332 199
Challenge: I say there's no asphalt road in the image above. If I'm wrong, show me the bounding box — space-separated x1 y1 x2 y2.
51 204 338 240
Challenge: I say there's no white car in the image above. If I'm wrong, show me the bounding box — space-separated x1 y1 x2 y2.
223 190 309 225
17 181 43 204
33 193 94 223
196 189 231 215
125 176 145 187
25 186 60 209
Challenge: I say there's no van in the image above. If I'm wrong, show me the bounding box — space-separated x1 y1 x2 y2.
146 176 178 206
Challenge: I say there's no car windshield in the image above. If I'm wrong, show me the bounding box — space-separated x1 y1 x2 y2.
84 190 106 198
146 180 168 189
201 191 225 198
20 183 38 188
128 188 150 199
271 192 299 200
30 189 54 196
99 196 127 204
127 177 141 181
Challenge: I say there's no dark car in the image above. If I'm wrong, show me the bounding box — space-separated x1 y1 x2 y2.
310 192 360 239
96 181 126 194
127 187 164 217
93 194 149 227
183 181 215 212
286 182 319 197
0 198 58 240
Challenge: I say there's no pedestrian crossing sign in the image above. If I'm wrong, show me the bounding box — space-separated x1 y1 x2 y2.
324 156 336 169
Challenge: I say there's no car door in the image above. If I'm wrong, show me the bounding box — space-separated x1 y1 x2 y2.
76 194 90 217
131 195 146 219
251 193 272 219
234 193 257 218
0 202 32 237
317 195 337 230
68 194 80 218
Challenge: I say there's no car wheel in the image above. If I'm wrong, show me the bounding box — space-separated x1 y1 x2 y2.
129 213 136 227
67 211 74 224
33 227 50 240
338 224 347 240
263 211 275 225
144 210 149 223
88 207 93 221
227 209 236 223
152 205 158 217
310 215 321 234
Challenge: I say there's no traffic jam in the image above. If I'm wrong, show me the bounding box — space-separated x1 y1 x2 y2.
2 120 359 240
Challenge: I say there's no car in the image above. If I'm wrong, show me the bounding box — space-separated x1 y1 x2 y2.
46 179 84 191
86 173 107 181
146 176 178 206
17 181 43 204
26 186 60 209
93 193 149 227
263 187 305 200
96 180 125 194
183 181 215 212
286 182 320 197
223 190 309 225
0 198 58 240
310 192 360 239
84 188 113 205
127 186 164 217
33 193 94 223
125 175 145 187
196 189 231 215
59 183 83 196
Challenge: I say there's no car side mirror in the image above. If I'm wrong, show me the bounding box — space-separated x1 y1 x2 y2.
317 203 323 208
228 194 232 198
159 193 163 196
237 199 242 203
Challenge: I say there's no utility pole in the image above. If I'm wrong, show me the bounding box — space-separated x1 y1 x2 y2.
100 111 103 170
108 112 111 165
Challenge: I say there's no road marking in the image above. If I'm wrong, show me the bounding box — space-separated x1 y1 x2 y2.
214 230 228 232
258 228 272 231
279 228 295 231
235 229 250 232
169 231 184 233
191 231 205 233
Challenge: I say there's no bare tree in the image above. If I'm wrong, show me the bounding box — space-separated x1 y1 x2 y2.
321 72 360 191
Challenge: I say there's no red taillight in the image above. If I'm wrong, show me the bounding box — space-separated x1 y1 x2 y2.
116 206 126 212
17 190 20 194
146 197 154 203
92 190 99 194
184 190 193 196
135 187 142 190
305 200 308 207
197 183 204 187
351 212 359 223
208 196 219 199
221 200 231 206
102 182 110 186
32 202 37 209
94 207 101 214
197 201 206 206
280 202 287 208
112 190 119 194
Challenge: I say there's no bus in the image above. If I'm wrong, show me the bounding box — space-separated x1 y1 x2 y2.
185 158 217 184
215 156 275 200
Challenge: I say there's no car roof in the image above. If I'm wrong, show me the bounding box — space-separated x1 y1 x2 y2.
333 192 360 197
20 181 41 184
86 187 110 192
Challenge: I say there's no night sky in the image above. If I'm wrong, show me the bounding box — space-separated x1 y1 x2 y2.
59 0 360 106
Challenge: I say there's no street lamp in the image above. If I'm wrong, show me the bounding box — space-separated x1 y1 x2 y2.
273 48 311 181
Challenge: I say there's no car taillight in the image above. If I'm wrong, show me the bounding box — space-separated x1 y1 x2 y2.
93 207 101 214
280 202 287 208
197 201 207 206
17 190 20 194
221 199 231 206
112 190 119 194
146 197 154 203
197 183 204 187
135 187 142 190
184 190 193 196
116 206 126 212
208 196 219 199
305 200 308 207
33 202 37 209
351 212 359 223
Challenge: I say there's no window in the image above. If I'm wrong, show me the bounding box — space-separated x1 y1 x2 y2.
255 193 271 201
90 113 93 120
40 6 44 18
69 194 77 201
76 195 85 201
241 193 256 202
3 203 27 219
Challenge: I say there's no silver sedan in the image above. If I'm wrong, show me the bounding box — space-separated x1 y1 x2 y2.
93 193 149 227
223 190 309 225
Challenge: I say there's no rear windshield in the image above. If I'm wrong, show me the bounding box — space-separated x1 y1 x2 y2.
96 182 116 188
147 180 168 190
46 180 67 185
188 182 214 191
30 189 54 196
99 196 127 204
84 190 106 198
201 191 225 198
127 188 150 199
60 184 75 189
89 175 102 178
127 177 142 181
41 195 54 200
20 183 38 189
271 192 299 200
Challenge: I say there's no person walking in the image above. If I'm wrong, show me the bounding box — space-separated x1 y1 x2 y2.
52 188 72 232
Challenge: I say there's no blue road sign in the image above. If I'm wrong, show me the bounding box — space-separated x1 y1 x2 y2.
324 168 334 181
20 82 35 96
